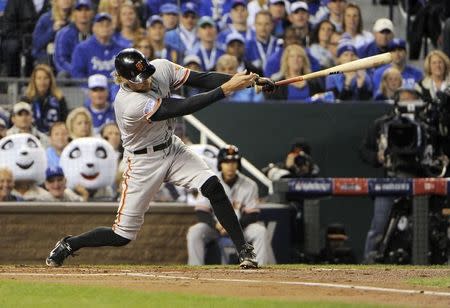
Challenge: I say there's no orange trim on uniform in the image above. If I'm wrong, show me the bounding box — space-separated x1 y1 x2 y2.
113 157 132 228
173 68 191 90
144 98 162 121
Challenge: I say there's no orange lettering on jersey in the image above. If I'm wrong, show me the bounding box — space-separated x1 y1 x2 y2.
136 61 144 72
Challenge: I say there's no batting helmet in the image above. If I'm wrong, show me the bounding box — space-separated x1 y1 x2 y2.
114 48 156 83
217 145 241 171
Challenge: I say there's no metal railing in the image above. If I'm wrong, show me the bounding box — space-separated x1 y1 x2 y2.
183 114 273 194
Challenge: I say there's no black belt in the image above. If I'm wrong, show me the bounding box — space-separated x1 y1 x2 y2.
133 137 172 155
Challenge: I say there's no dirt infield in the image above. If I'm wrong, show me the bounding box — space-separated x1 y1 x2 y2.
1 265 450 307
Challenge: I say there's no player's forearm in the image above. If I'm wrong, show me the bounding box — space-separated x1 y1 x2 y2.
150 87 225 121
184 70 232 89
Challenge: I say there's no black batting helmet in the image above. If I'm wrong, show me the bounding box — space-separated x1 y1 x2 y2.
114 48 155 83
217 145 242 171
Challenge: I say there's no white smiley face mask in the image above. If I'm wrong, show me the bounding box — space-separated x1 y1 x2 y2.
60 137 118 190
0 133 47 184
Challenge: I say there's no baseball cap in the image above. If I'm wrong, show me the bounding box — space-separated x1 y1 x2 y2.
160 3 179 15
45 166 65 181
231 0 247 9
290 1 309 13
183 54 201 66
197 16 215 27
94 12 112 23
225 32 245 45
75 0 91 10
13 101 32 115
388 38 406 51
181 2 197 15
373 18 394 33
146 15 163 28
337 42 357 57
88 74 108 89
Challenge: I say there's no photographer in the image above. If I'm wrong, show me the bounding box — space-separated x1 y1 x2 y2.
360 87 448 263
264 138 320 181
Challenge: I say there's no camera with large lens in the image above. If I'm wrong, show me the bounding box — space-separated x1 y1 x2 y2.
380 99 446 177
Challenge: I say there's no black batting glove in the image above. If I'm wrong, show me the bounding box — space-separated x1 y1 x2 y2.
255 76 276 93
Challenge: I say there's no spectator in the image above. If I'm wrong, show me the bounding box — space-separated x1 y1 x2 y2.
187 145 275 265
100 122 122 157
359 18 394 58
312 0 346 33
146 15 180 63
0 168 22 201
32 0 73 66
215 54 263 102
7 102 49 147
47 122 70 169
71 12 123 79
97 0 123 31
23 64 69 134
217 0 253 50
325 43 372 101
372 38 423 96
224 32 263 76
374 67 403 102
265 44 323 101
246 10 279 71
159 3 179 31
181 54 203 97
2 0 51 76
66 107 93 140
165 2 199 55
0 116 8 140
416 50 450 103
85 74 115 134
190 16 224 71
44 166 84 201
309 19 336 69
264 26 320 80
287 1 311 46
342 3 373 51
328 31 341 59
114 1 145 48
133 35 154 60
268 0 288 38
53 0 93 77
247 0 268 28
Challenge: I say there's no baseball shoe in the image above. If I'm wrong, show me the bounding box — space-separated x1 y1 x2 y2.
238 243 258 269
46 236 74 267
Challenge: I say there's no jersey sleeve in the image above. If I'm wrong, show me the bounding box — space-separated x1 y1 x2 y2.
155 59 191 90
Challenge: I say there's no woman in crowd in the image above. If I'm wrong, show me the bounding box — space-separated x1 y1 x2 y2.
32 0 74 65
325 43 372 101
65 107 93 140
374 67 403 102
341 3 373 50
265 44 323 102
133 35 154 61
98 0 124 31
416 50 450 102
23 64 69 134
309 19 336 69
114 1 145 48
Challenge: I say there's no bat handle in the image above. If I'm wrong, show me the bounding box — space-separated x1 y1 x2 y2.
275 76 304 86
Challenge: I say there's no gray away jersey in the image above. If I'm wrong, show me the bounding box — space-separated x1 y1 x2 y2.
114 59 190 151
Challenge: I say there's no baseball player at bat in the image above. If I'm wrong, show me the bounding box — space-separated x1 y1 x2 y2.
45 48 276 269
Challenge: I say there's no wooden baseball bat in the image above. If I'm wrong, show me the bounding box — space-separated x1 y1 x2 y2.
274 52 392 86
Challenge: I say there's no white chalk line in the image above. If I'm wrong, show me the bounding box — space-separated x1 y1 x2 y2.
1 272 449 298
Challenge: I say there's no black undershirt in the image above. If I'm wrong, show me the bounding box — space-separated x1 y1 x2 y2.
150 70 232 121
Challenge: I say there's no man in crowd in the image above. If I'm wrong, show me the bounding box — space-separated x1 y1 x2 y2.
165 2 199 55
85 74 115 134
359 18 394 58
44 166 83 202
